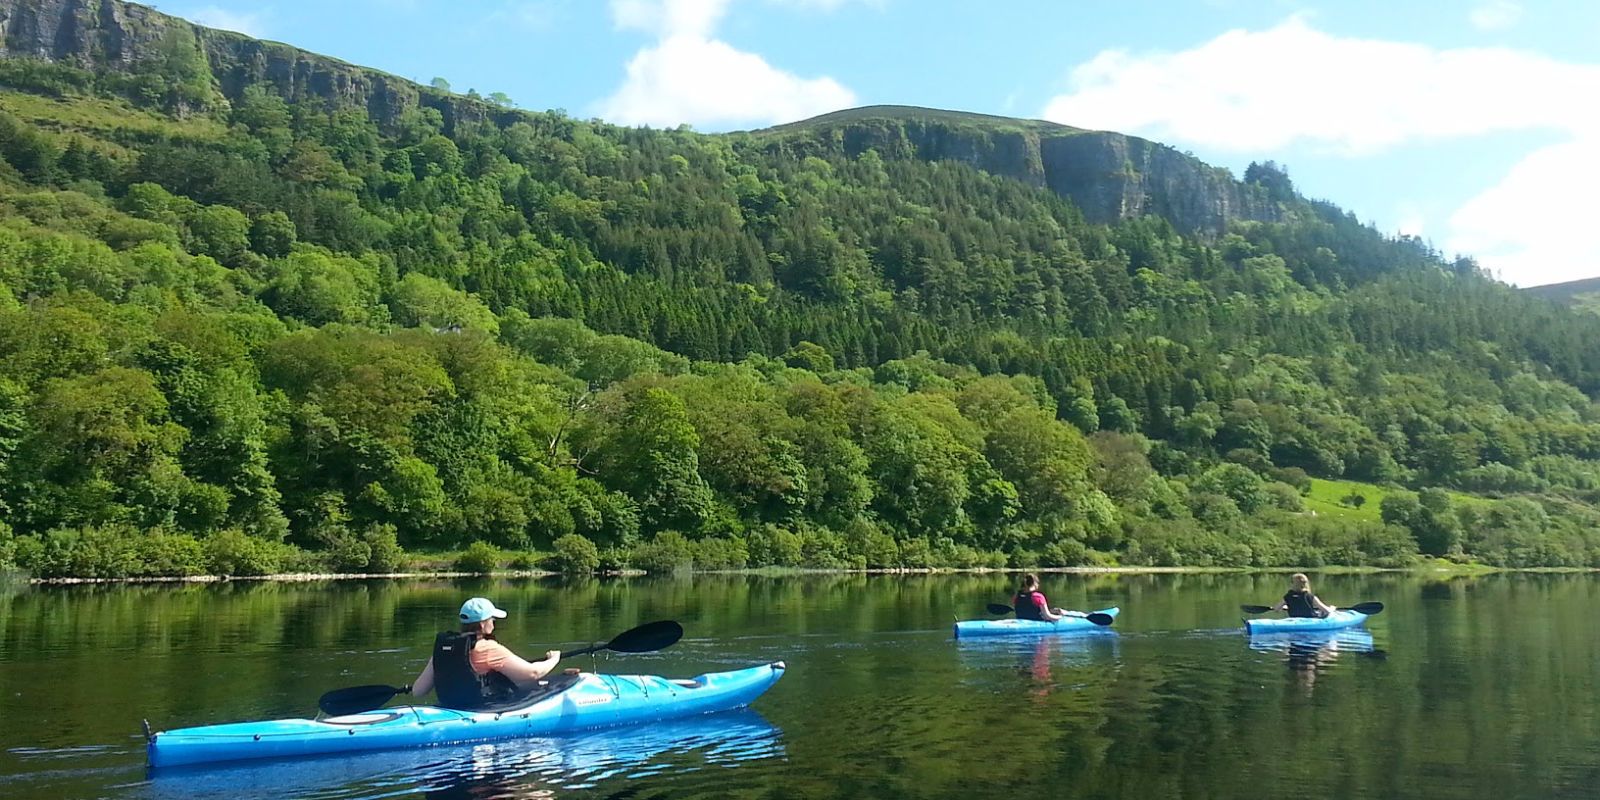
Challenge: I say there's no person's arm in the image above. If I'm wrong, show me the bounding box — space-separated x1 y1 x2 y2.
1037 595 1063 622
1314 596 1338 614
1271 600 1288 612
483 642 562 685
411 657 435 697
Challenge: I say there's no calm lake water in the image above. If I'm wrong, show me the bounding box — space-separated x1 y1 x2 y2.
1 572 1598 799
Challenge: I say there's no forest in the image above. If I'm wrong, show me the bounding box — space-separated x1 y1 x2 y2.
1 24 1599 578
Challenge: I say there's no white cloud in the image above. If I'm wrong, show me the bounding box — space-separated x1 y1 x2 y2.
1041 17 1600 286
597 0 857 129
611 0 732 37
1395 203 1425 239
183 5 268 37
598 34 855 128
766 0 879 10
1470 0 1523 31
1447 137 1600 286
1040 17 1600 155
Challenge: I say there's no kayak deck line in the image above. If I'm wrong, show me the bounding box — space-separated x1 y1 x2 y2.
146 661 786 768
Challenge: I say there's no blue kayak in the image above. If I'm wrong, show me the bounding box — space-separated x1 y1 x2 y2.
953 607 1119 638
1244 609 1369 634
147 662 785 768
144 710 783 797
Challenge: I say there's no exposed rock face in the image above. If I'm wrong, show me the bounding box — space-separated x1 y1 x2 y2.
762 106 1282 235
0 2 1280 234
0 0 512 131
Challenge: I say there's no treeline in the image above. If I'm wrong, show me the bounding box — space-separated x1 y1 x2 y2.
1 49 1599 577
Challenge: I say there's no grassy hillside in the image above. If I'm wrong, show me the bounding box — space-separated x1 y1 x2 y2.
1525 276 1600 303
1304 479 1388 523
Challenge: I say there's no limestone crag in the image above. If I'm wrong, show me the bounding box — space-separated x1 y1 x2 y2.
764 106 1281 235
0 0 511 131
0 1 1282 235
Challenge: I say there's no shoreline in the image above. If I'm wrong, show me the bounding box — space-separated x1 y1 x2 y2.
20 560 1589 586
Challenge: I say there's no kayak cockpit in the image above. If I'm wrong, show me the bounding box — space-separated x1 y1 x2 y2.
321 711 406 726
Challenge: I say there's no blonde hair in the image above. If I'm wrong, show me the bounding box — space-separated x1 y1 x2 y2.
1290 573 1310 592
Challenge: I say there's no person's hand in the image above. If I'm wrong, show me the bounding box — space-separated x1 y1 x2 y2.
402 684 413 695
545 650 561 661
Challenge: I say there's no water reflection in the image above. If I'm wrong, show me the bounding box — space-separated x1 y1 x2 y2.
10 574 1600 799
1247 628 1379 692
136 710 782 800
954 632 1121 697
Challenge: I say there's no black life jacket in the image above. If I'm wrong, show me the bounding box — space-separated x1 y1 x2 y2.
1014 591 1047 621
1284 590 1322 619
432 631 521 711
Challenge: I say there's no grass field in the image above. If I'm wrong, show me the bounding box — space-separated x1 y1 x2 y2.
1303 477 1485 523
1304 478 1390 522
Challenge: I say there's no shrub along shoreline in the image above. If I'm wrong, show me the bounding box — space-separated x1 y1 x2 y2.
17 555 1542 585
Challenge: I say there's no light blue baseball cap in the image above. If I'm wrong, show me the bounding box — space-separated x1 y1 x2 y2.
458 597 508 624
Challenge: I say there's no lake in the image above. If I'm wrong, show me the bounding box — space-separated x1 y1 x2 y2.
1 572 1597 799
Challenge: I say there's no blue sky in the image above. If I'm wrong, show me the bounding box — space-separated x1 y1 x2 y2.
167 0 1600 286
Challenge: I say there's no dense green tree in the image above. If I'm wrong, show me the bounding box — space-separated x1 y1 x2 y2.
1 49 1599 574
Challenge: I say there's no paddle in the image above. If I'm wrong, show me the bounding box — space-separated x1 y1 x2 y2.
564 619 684 657
986 603 1115 626
318 683 410 717
316 620 686 717
1240 601 1385 616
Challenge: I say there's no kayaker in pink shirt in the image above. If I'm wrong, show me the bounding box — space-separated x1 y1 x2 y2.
1013 573 1070 621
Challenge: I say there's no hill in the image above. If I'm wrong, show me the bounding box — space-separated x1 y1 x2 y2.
756 104 1279 235
0 0 1599 577
1526 276 1600 312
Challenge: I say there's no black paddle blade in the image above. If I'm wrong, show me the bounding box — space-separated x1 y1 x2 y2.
1085 612 1115 626
1348 601 1385 616
1240 604 1273 614
604 620 684 653
987 603 1014 616
318 684 405 717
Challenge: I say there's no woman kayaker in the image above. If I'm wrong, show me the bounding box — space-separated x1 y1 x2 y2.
1014 573 1071 622
1272 573 1338 618
409 597 562 710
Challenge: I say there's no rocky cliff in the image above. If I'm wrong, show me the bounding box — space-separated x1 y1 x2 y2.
0 0 513 131
0 1 1280 235
758 106 1282 235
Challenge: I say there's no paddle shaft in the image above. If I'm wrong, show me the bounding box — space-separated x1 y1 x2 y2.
1241 601 1384 616
987 602 1114 626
